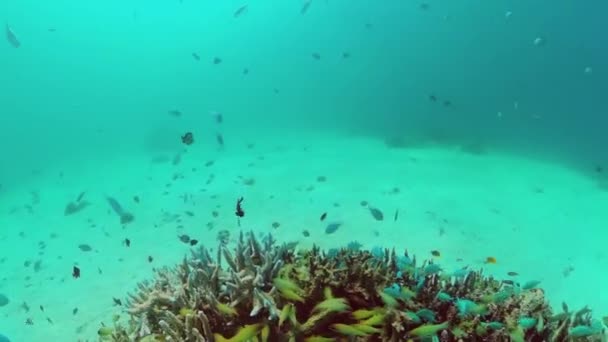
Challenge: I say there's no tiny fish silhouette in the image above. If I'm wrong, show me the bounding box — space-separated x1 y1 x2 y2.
181 132 194 145
213 57 222 64
369 207 384 221
234 4 248 17
192 53 200 61
312 53 321 60
301 0 311 14
72 266 80 279
216 133 224 147
6 24 20 48
235 197 245 217
325 222 342 234
320 212 327 221
168 109 182 117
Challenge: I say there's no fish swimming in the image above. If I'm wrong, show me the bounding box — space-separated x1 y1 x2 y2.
106 196 135 224
6 24 20 48
234 4 248 18
325 222 342 234
369 207 384 221
301 0 312 14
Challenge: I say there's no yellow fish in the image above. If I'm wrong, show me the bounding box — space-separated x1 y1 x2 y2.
260 325 270 342
312 297 350 314
216 302 238 316
304 336 335 342
98 326 113 337
214 323 263 342
332 323 369 337
179 307 194 317
409 322 449 337
279 304 293 327
352 308 378 320
379 291 398 307
351 324 381 334
362 313 386 326
273 277 303 293
280 289 305 302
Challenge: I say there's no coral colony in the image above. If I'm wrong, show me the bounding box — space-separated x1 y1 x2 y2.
99 231 606 341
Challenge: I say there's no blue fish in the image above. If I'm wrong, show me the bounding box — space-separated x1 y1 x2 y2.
325 222 342 234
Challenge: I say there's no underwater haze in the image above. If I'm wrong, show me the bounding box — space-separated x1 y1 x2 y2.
1 0 607 341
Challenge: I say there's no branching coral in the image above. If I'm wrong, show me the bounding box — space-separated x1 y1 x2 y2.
100 232 606 342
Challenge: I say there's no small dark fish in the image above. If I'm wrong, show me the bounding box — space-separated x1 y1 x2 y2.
302 230 310 237
72 266 80 279
301 0 312 14
124 238 131 247
72 308 78 315
112 297 122 306
6 24 20 48
78 244 92 252
210 110 223 123
39 305 44 312
443 100 451 107
213 57 222 64
46 317 53 324
192 52 200 61
235 197 245 217
178 234 191 243
168 109 182 117
312 53 321 60
394 209 399 221
106 196 125 215
182 132 194 145
216 133 224 146
147 256 153 263
25 318 33 325
133 196 140 203
320 212 327 221
325 222 342 234
189 239 198 246
595 165 603 173
242 68 249 75
420 3 430 10
429 94 437 102
234 4 248 17
172 152 182 165
431 250 441 257
502 280 515 285
364 23 373 30
48 28 56 32
369 207 384 221
342 52 350 59
76 191 86 202
507 271 519 276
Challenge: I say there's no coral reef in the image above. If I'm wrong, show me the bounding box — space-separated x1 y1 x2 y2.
100 232 606 341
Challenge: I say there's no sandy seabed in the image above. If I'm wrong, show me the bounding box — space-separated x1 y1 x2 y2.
1 135 607 341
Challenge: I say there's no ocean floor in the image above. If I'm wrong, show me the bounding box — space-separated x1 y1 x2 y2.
0 135 607 341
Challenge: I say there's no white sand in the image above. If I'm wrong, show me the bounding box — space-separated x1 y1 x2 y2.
0 135 607 341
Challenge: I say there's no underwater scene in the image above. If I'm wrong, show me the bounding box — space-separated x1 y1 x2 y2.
1 0 608 341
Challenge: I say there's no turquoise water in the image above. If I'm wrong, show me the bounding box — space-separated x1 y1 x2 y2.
1 1 607 341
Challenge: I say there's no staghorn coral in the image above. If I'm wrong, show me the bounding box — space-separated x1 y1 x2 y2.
100 232 607 342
